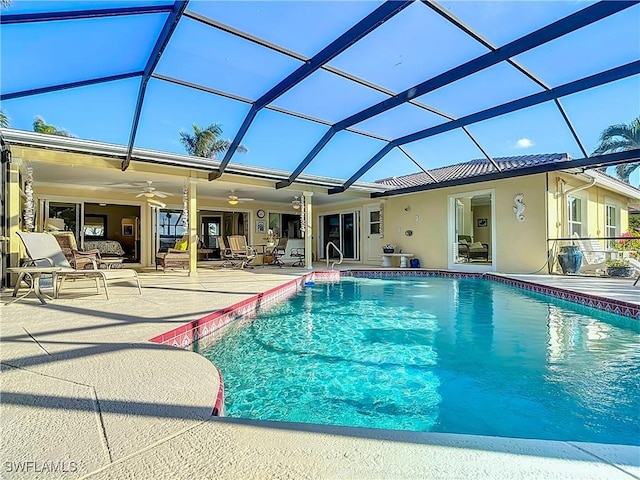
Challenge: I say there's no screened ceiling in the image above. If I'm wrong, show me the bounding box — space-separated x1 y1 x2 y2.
1 0 639 194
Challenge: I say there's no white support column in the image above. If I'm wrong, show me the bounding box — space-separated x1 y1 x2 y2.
304 191 313 270
188 178 198 275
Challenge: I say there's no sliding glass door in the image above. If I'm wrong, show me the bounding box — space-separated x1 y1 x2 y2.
319 211 359 260
43 200 83 241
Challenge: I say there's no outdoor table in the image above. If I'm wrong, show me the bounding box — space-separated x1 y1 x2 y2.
99 258 125 269
251 244 269 266
7 266 62 305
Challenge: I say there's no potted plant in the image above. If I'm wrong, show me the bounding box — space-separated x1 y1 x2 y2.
606 259 634 277
382 243 395 254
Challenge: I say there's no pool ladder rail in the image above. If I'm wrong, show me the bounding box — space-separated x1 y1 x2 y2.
326 242 344 270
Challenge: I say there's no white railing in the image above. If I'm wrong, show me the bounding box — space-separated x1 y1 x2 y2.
326 242 344 270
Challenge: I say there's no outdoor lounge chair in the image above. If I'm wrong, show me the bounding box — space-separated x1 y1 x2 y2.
572 234 608 274
227 235 257 269
16 231 141 300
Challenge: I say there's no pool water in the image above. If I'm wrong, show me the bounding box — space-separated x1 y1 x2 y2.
202 277 640 445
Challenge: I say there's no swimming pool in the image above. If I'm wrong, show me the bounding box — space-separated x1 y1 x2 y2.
202 276 640 445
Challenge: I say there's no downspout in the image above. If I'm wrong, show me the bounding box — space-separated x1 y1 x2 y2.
555 175 597 237
562 176 597 197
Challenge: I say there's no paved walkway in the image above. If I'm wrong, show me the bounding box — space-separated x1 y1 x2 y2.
1 266 638 479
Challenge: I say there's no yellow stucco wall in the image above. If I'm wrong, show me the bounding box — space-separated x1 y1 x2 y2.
547 172 631 242
380 174 549 273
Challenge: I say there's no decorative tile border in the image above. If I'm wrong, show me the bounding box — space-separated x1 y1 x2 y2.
349 269 483 280
485 274 640 320
149 275 310 349
312 270 344 282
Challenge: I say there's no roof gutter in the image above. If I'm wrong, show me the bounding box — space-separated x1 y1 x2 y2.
556 176 597 199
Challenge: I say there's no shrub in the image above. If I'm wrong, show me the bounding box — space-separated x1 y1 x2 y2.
613 230 640 252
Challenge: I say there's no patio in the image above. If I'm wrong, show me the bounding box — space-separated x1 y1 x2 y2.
1 266 638 479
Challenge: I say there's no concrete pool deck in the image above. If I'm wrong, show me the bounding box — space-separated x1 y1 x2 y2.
1 266 638 479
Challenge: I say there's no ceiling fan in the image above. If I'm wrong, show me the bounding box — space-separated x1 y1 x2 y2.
134 181 171 199
227 190 254 205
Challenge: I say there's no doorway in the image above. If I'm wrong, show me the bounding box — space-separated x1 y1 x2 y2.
201 215 222 258
319 211 359 260
364 204 382 264
448 190 495 271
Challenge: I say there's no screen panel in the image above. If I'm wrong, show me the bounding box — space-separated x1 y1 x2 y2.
155 16 303 101
187 0 381 58
135 78 252 156
1 14 167 94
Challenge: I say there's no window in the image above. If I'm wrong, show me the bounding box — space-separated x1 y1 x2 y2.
83 214 107 239
268 212 302 238
369 210 380 235
567 196 583 237
605 203 619 248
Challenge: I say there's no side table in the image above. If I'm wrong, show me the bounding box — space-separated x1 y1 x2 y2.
99 258 125 269
7 266 62 305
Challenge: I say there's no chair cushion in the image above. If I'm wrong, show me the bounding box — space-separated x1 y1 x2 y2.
174 238 189 251
470 242 485 250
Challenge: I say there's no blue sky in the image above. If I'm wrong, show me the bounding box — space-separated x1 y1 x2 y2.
1 0 639 185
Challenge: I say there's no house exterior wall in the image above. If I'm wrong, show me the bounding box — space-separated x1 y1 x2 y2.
5 142 637 274
547 172 631 243
380 174 549 273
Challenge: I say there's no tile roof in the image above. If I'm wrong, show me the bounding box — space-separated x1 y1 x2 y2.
375 153 572 189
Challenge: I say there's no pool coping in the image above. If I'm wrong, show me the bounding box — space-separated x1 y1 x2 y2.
148 268 639 418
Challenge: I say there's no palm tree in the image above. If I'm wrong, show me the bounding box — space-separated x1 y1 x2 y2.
33 116 75 137
179 123 247 159
0 110 8 128
592 116 640 183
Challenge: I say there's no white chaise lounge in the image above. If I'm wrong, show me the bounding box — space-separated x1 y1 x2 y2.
16 231 141 300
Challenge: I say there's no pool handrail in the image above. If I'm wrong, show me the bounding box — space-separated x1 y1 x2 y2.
326 242 343 270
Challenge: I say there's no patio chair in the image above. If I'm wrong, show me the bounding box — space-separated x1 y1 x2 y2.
155 237 189 272
457 235 489 261
16 231 141 300
290 247 305 267
51 231 103 270
267 237 287 267
227 235 257 269
216 235 238 268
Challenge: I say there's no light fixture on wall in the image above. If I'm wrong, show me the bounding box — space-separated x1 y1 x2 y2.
292 196 301 210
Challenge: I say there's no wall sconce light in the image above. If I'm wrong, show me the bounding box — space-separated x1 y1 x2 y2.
292 196 301 209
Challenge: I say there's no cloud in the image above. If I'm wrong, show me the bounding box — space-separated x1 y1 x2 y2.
515 138 535 149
